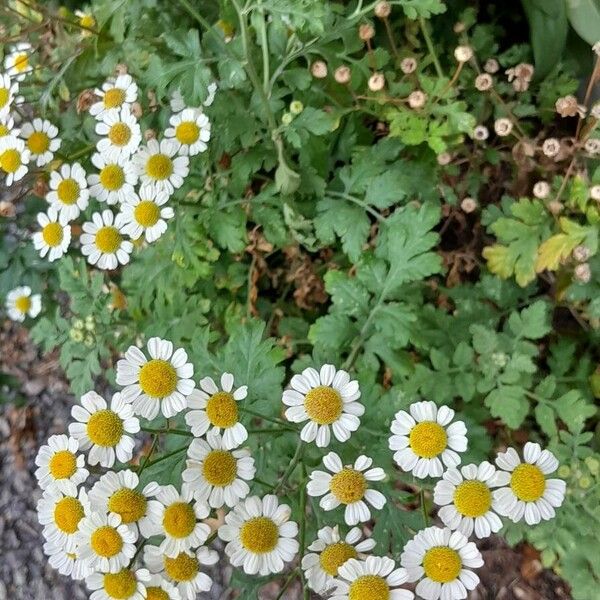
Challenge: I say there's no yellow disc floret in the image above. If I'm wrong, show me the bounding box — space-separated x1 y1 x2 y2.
146 154 173 180
164 552 199 582
138 359 178 398
422 547 462 583
91 525 123 557
1 149 21 173
348 575 390 600
103 569 137 599
14 295 31 314
239 517 279 553
175 121 200 145
27 131 50 154
103 88 125 109
86 409 123 447
202 450 237 487
108 488 147 524
14 53 29 73
319 542 357 576
330 469 367 504
146 587 169 600
79 14 96 29
0 88 9 108
57 178 80 204
95 226 123 254
206 392 238 428
510 463 546 502
453 480 492 517
134 201 160 228
409 421 447 458
49 450 77 479
108 123 132 147
304 386 342 425
42 222 64 247
99 164 125 191
53 497 85 534
163 502 196 538
0 124 9 137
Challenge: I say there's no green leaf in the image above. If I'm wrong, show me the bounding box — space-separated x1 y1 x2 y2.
507 301 551 339
566 0 600 45
485 385 530 429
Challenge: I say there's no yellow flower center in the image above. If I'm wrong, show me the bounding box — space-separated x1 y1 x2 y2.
146 154 173 180
99 164 125 191
53 496 84 534
422 547 462 583
108 122 132 147
91 525 124 557
202 450 237 487
0 148 21 173
175 121 200 145
0 88 9 108
409 421 447 458
42 222 64 247
146 588 169 600
27 131 50 154
239 517 279 554
304 386 343 425
14 53 29 73
164 552 199 582
95 226 123 254
510 463 546 502
49 450 77 479
453 480 492 517
138 359 178 398
349 575 390 600
163 502 196 538
134 200 160 227
103 569 137 599
206 392 238 428
0 124 9 136
330 469 367 504
104 88 125 109
14 295 31 313
57 178 80 205
108 488 147 524
79 14 96 29
86 409 124 447
319 542 358 576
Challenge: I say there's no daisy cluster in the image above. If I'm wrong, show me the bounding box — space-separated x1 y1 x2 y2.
35 339 566 600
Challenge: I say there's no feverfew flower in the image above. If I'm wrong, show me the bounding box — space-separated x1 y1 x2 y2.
143 574 182 600
80 209 133 270
119 184 174 243
20 118 61 166
165 109 211 156
95 105 142 158
133 138 189 195
0 73 19 119
389 401 468 478
307 452 386 526
5 285 41 322
218 494 299 576
43 541 93 581
302 525 376 594
116 337 195 420
68 391 140 468
90 74 138 118
494 442 566 525
32 207 71 262
46 162 89 221
87 152 138 205
86 567 150 600
4 43 33 80
401 526 483 600
185 373 248 449
283 364 364 448
0 114 20 138
0 135 30 185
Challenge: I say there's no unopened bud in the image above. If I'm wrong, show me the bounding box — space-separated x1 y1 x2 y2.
368 72 385 92
472 125 489 141
574 263 591 283
289 100 304 115
494 118 513 137
311 61 328 79
484 58 499 74
0 200 15 217
281 112 293 126
408 90 427 109
532 181 550 199
542 138 560 158
400 57 417 74
461 197 478 213
548 201 563 215
144 128 156 141
454 45 473 63
475 73 493 91
453 22 466 34
359 23 375 41
590 185 600 201
374 1 391 18
334 65 351 84
131 102 143 119
437 152 452 166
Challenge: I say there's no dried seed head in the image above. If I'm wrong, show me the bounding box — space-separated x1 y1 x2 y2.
77 89 96 114
533 181 550 199
585 138 600 155
400 57 418 74
0 200 15 218
374 1 391 18
368 72 385 92
359 23 375 41
555 95 580 118
515 63 534 82
590 185 600 201
408 90 427 109
437 152 452 166
542 138 561 158
494 118 513 137
512 78 529 92
131 102 143 119
548 200 563 215
454 45 473 63
574 263 591 283
32 176 48 198
334 65 352 84
475 73 493 91
473 125 489 141
461 197 478 213
453 22 466 34
144 128 156 141
484 58 500 74
311 61 328 79
573 245 591 262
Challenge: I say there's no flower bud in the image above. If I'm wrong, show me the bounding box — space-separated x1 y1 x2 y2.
289 100 304 115
494 118 513 137
573 245 591 262
542 138 560 158
533 181 550 199
334 65 351 84
461 197 478 213
408 90 427 109
281 112 293 126
475 73 493 91
585 138 600 155
0 200 15 217
311 60 328 79
400 57 417 74
555 95 580 118
454 45 473 63
472 125 489 141
484 58 499 74
548 201 563 215
437 152 451 166
574 263 591 283
368 72 385 92
590 185 600 201
359 23 375 41
374 1 391 18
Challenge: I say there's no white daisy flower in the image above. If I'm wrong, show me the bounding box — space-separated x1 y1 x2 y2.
144 544 217 600
116 337 195 420
143 574 182 600
46 162 89 221
389 401 468 479
86 567 151 600
89 470 162 538
182 429 255 509
185 373 248 450
96 105 142 158
302 525 377 594
90 74 138 118
165 109 210 156
75 9 96 31
80 209 133 270
32 207 71 262
119 184 174 243
76 512 138 573
5 285 41 322
283 364 364 448
331 556 413 600
218 494 299 576
400 526 483 600
4 43 33 81
20 118 61 166
308 452 386 526
37 487 91 552
0 73 19 119
148 484 211 558
68 391 140 468
433 462 506 539
34 434 89 495
493 442 566 525
133 138 189 195
0 115 21 138
87 152 138 205
43 541 93 581
0 134 30 185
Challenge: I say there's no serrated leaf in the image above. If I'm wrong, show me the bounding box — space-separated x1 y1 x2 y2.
485 385 529 429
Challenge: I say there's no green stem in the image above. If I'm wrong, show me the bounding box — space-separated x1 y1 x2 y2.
247 428 288 435
137 444 188 470
254 477 276 489
299 463 309 599
141 426 193 437
137 434 159 478
420 488 429 526
62 143 95 162
257 0 270 94
419 17 444 79
275 569 299 600
274 438 304 494
327 190 385 223
240 406 297 431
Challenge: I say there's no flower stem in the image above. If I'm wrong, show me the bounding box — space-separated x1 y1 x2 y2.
137 444 188 471
419 17 443 79
274 438 304 494
240 406 297 431
137 433 159 477
420 488 429 526
141 426 193 437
